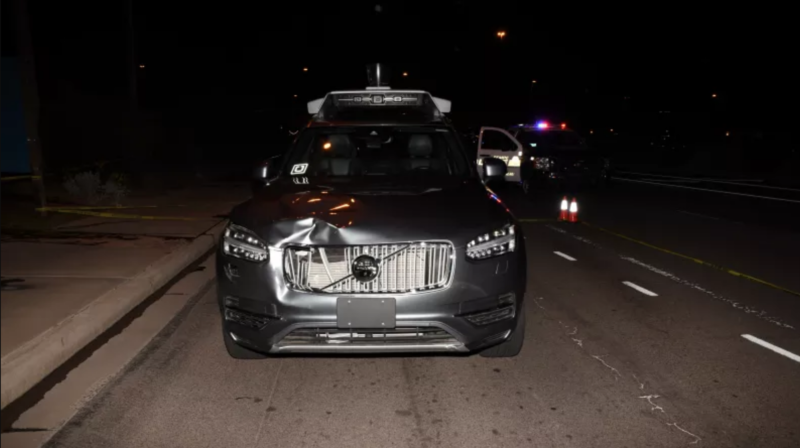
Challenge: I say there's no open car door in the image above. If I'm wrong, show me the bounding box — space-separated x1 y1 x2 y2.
477 127 524 182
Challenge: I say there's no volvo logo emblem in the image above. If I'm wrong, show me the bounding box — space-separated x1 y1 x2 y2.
352 255 379 283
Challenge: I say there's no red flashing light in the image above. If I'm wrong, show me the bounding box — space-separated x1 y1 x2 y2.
561 123 567 130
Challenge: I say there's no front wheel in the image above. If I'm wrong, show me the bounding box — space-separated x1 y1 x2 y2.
480 304 526 358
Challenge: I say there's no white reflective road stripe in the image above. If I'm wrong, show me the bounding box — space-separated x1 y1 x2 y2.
622 281 658 296
553 251 577 261
617 170 800 192
742 334 800 364
611 177 800 204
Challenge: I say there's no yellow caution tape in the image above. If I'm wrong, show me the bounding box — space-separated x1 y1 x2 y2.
1 175 42 182
582 221 800 298
36 207 200 221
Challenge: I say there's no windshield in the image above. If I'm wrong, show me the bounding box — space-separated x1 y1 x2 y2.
517 130 587 149
280 126 472 178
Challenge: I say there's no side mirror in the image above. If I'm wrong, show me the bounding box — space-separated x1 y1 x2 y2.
482 157 507 180
253 160 272 182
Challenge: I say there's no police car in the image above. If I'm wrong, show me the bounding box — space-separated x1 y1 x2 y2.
219 65 528 358
478 122 609 194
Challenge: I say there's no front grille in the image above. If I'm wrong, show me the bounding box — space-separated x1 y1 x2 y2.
283 242 454 294
278 327 458 347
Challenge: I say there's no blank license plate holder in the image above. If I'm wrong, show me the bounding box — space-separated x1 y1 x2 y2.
337 297 396 329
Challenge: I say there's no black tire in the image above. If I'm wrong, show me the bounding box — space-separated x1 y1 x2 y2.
480 304 526 358
223 325 268 359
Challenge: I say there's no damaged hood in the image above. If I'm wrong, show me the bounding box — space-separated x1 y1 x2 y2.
230 177 513 247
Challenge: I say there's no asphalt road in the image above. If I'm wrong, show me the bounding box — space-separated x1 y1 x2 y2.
45 178 800 448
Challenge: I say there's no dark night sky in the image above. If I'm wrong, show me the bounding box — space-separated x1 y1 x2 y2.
3 1 797 169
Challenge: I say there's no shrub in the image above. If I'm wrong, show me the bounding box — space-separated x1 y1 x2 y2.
62 171 129 205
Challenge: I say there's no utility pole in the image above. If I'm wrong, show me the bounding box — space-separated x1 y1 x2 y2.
15 0 47 215
128 0 137 114
127 0 143 178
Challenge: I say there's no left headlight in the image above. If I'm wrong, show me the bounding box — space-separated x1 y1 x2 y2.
466 224 516 260
223 224 268 262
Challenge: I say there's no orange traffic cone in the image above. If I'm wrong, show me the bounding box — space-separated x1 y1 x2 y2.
559 196 569 221
568 197 579 222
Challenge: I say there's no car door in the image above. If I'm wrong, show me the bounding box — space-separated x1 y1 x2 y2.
477 127 524 182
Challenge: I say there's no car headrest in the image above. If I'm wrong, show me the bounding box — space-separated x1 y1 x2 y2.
326 134 355 157
408 134 433 158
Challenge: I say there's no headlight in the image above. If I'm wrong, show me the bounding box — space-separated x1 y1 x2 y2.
223 224 268 262
533 157 553 170
466 224 516 260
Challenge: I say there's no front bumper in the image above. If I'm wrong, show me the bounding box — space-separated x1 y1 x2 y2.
216 243 527 355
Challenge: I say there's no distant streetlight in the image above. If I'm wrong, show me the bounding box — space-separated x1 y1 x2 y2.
497 30 506 40
589 130 594 134
303 67 308 72
712 93 718 98
531 79 537 84
725 131 730 137
610 128 615 133
138 64 145 69
403 72 408 77
293 94 298 98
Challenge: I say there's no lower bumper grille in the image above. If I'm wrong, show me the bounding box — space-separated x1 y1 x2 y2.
464 305 515 326
273 327 465 353
224 308 276 329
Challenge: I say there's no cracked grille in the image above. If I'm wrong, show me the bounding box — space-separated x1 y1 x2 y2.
284 242 454 294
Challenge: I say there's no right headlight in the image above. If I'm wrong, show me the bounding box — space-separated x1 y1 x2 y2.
223 224 268 262
466 224 516 260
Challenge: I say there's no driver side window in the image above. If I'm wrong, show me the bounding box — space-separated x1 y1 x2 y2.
481 130 517 152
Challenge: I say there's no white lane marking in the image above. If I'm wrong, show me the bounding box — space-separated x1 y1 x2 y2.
621 256 794 329
553 251 577 261
622 281 659 297
741 334 800 363
610 177 800 203
617 170 800 192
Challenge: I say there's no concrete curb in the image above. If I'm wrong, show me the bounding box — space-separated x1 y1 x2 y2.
0 221 227 410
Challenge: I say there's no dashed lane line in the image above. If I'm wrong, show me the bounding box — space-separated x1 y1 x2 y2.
741 335 800 364
616 170 800 192
622 281 659 297
545 222 794 329
553 251 577 261
581 221 800 298
610 176 800 203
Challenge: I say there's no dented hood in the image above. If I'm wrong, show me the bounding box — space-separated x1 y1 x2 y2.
230 177 513 247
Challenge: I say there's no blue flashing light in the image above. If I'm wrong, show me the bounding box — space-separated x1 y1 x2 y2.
536 121 549 130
